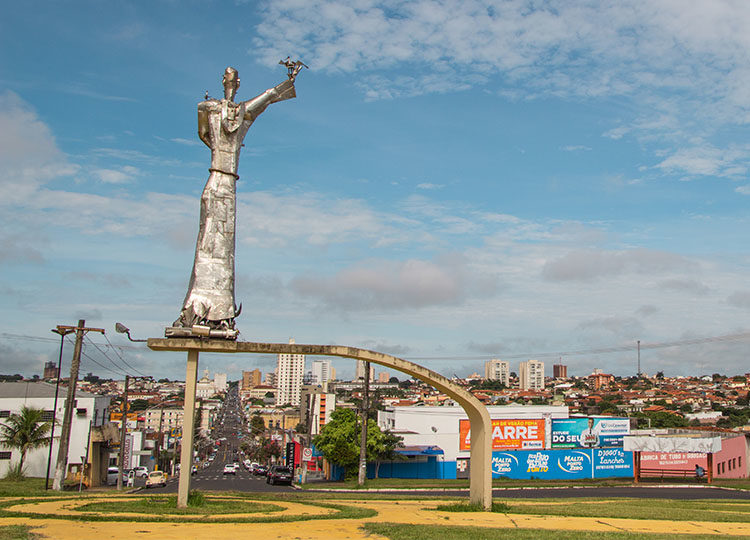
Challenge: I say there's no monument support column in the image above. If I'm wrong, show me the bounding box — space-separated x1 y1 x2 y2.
149 339 493 510
177 349 199 508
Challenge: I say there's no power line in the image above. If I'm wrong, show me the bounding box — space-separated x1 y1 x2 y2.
102 333 148 377
66 336 127 378
406 330 750 361
84 336 142 377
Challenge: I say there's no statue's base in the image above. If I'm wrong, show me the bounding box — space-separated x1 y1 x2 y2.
164 325 238 340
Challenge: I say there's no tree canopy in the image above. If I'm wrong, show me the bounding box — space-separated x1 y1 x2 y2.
0 406 52 473
313 408 402 477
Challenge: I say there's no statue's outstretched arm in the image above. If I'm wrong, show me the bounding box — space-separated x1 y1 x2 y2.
243 79 296 122
197 101 213 147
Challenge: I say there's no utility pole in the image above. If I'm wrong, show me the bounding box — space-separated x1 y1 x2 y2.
358 361 370 486
637 340 641 378
45 326 75 490
117 375 130 490
52 320 104 491
155 407 164 471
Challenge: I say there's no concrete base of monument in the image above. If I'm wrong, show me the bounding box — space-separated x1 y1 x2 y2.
164 326 239 340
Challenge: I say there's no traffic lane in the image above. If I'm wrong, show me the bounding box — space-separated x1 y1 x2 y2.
143 466 296 494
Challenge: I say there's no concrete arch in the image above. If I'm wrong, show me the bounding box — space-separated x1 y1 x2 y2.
149 338 493 509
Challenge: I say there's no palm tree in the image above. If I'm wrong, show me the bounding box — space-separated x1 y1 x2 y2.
0 406 53 474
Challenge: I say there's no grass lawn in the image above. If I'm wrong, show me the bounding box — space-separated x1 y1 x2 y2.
431 497 750 523
76 496 283 515
0 479 62 498
362 523 734 540
0 525 39 540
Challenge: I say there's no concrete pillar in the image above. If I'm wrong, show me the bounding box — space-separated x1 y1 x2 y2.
177 349 199 508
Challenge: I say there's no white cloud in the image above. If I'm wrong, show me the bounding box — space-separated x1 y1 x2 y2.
0 91 78 189
542 248 692 282
92 166 140 184
655 144 750 178
561 145 592 152
290 254 499 311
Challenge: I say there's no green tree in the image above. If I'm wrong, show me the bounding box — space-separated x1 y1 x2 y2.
0 406 52 474
313 408 400 478
313 409 360 474
368 429 403 479
250 414 265 436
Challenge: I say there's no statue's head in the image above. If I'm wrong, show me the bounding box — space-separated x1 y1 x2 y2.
222 67 240 101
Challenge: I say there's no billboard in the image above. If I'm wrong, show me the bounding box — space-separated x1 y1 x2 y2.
459 418 545 451
490 448 633 479
551 417 630 448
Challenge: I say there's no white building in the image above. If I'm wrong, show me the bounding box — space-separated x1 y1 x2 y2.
484 359 510 386
355 360 375 381
520 360 545 391
0 382 111 479
299 385 336 436
275 338 305 407
310 360 332 387
377 404 569 478
213 373 228 393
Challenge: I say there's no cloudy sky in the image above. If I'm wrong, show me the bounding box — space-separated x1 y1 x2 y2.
1 0 749 382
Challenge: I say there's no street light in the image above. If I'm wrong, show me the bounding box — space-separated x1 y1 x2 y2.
45 326 75 490
115 322 147 342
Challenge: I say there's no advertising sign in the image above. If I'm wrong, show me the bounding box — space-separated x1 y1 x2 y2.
490 448 633 479
551 418 630 448
460 419 545 451
640 452 707 470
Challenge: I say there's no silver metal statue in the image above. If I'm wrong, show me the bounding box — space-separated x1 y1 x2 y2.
167 62 306 340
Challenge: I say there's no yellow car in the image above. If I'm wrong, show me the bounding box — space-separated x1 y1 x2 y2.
145 470 167 488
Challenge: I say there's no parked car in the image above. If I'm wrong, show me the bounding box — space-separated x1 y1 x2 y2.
223 464 236 475
106 467 120 486
132 466 149 478
266 465 292 485
254 464 268 476
145 470 167 488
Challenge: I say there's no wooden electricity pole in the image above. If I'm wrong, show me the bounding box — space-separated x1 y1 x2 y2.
358 361 370 486
117 375 130 490
52 320 104 491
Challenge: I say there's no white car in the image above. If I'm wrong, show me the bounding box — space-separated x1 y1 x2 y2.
223 464 236 475
132 466 149 478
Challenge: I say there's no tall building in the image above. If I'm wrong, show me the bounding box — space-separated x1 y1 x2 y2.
377 371 390 383
42 361 57 380
519 360 545 391
242 369 262 389
300 385 336 436
553 364 568 379
484 359 510 386
355 360 375 381
213 372 227 393
275 338 305 406
311 359 332 386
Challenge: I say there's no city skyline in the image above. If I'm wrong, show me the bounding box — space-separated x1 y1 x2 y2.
2 2 750 381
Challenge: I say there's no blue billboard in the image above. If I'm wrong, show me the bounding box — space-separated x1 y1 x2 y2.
491 448 632 479
551 417 630 448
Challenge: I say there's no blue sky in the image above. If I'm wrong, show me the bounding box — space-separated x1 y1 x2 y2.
1 0 749 382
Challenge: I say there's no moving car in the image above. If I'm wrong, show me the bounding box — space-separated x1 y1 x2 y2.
132 466 149 478
266 465 292 485
223 464 236 475
145 470 167 488
254 464 268 476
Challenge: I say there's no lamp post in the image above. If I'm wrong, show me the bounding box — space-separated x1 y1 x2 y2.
115 322 148 343
45 327 75 490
